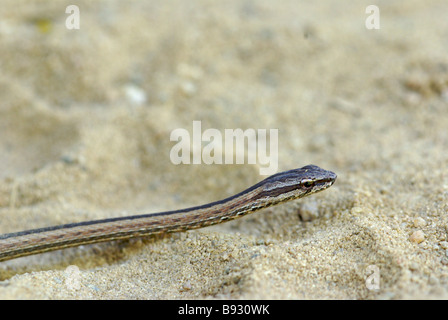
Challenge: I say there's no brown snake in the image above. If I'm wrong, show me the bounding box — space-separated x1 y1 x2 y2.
0 165 336 262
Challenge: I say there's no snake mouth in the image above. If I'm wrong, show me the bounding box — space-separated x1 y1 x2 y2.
322 171 337 185
313 175 337 192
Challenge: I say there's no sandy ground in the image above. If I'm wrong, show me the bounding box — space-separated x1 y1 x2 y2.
0 0 448 299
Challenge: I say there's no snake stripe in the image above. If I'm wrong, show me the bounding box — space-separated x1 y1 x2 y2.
0 165 336 262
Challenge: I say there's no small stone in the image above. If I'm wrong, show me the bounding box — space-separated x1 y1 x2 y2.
409 262 419 271
180 281 192 292
351 206 364 214
413 217 426 227
409 230 425 244
439 241 448 250
429 275 439 285
124 84 147 105
179 81 197 96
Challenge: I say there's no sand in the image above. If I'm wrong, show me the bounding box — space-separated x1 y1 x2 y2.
0 0 448 299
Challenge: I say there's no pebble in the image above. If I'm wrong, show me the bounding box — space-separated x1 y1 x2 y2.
350 206 364 214
428 275 439 285
413 217 426 227
409 262 419 271
124 84 147 105
179 81 197 96
180 281 192 292
409 230 425 244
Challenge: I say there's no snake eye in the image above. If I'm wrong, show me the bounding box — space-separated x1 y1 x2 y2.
303 180 314 188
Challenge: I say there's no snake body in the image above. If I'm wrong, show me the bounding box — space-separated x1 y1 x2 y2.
0 165 336 261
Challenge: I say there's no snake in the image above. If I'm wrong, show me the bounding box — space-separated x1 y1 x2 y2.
0 165 336 262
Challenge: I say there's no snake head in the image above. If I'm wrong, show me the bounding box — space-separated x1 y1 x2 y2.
257 165 337 200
